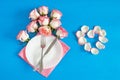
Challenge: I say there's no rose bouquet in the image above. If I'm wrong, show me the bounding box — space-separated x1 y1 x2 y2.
17 6 68 42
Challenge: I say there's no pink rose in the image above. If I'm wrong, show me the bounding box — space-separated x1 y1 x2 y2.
38 26 51 36
51 10 62 19
26 21 38 32
17 30 29 42
38 6 48 15
56 27 68 39
50 19 61 29
38 16 49 26
29 9 40 20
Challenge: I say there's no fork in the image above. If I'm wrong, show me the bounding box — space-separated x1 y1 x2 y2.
39 35 46 72
34 35 46 72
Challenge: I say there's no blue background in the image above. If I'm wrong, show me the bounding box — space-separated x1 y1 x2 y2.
0 0 120 80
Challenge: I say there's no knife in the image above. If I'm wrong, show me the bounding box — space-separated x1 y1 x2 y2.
43 37 58 56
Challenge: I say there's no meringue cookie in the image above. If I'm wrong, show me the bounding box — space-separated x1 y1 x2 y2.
96 41 105 49
91 48 99 55
87 30 95 38
81 25 89 33
99 36 108 43
78 37 87 45
76 31 85 38
93 26 101 34
84 42 91 52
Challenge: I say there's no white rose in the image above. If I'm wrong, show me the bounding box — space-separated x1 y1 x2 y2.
38 16 49 26
38 6 48 15
51 10 62 19
27 21 38 32
17 30 29 42
50 19 61 29
29 9 40 20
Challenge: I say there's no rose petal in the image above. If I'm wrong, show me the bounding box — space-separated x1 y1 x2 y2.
76 31 85 38
87 30 95 38
99 29 106 37
96 41 105 49
84 42 91 52
93 26 101 34
91 48 99 55
81 25 89 33
78 37 87 45
99 36 108 43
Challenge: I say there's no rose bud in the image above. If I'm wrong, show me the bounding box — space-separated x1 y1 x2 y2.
38 16 49 26
29 9 40 20
26 21 38 32
51 10 62 19
17 30 29 42
38 26 51 36
38 6 48 16
50 19 61 29
56 27 68 39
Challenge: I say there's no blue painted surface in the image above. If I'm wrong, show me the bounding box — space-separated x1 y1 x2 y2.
0 0 120 80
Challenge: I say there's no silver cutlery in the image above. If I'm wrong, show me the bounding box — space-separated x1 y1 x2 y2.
43 37 58 56
34 35 46 72
34 36 57 72
39 35 46 72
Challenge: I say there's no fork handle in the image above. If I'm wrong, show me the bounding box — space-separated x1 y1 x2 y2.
39 48 43 72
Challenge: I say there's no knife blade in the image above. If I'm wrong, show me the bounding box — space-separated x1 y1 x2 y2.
43 37 58 56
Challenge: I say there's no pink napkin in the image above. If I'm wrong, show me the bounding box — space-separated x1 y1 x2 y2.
18 39 70 77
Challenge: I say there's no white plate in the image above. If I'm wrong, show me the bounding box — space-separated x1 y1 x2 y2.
25 35 63 69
